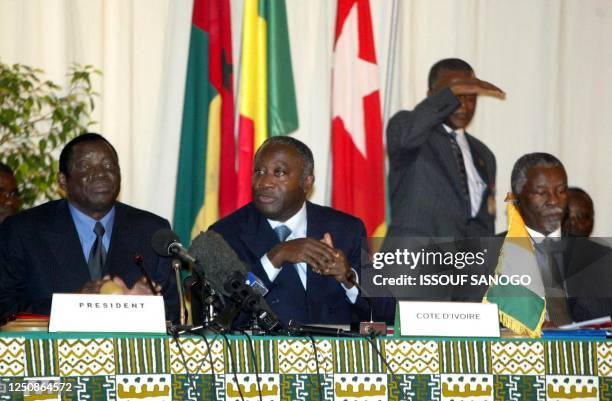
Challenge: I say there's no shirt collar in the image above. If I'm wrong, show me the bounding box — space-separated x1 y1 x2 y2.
525 225 562 241
442 123 465 137
266 202 307 239
68 202 115 234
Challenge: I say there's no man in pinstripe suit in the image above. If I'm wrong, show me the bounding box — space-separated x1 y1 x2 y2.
386 58 505 240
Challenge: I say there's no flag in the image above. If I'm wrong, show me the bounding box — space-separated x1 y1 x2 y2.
173 0 236 243
483 196 547 338
331 0 386 237
236 0 299 207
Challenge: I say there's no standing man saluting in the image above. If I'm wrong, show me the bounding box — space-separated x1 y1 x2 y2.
386 58 505 239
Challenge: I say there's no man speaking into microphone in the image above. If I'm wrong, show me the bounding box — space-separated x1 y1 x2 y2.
210 136 392 325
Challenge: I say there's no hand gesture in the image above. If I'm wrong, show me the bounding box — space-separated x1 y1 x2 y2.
267 237 337 273
449 77 505 99
319 233 353 287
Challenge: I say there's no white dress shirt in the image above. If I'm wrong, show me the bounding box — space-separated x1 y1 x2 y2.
443 124 487 217
260 202 358 303
525 226 562 241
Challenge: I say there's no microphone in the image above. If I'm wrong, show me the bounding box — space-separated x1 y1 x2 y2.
188 230 281 332
133 254 158 295
151 228 197 264
151 229 192 325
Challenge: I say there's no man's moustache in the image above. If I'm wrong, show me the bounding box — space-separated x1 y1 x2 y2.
542 207 564 216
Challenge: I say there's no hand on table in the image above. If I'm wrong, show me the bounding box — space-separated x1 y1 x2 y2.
79 275 160 295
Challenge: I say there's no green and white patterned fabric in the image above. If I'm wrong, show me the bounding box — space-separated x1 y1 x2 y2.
0 334 611 400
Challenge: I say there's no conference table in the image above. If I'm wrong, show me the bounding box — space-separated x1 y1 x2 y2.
0 331 610 400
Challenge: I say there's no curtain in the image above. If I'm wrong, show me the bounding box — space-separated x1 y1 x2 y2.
2 0 611 235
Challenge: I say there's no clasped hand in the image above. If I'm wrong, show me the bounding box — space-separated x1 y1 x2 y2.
79 275 161 295
267 233 353 287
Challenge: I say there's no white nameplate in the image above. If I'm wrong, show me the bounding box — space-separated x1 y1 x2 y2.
49 294 166 333
398 301 500 337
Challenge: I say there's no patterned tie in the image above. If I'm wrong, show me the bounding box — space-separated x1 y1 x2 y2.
88 222 107 281
274 225 292 243
448 132 470 205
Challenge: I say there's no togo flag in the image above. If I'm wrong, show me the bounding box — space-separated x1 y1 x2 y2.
483 196 546 338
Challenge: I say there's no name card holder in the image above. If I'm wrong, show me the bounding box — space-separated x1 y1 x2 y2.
398 301 500 337
49 294 166 333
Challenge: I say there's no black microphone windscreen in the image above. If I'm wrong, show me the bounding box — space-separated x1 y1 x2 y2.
190 229 282 332
188 230 249 297
151 228 179 257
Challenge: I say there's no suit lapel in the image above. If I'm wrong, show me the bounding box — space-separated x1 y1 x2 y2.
305 203 329 291
105 203 132 277
240 204 306 291
48 200 92 287
240 205 278 260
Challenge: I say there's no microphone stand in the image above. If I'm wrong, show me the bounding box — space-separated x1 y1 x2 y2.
349 274 387 336
172 258 187 326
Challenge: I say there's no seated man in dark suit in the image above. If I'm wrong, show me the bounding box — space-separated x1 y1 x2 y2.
210 136 392 325
499 153 611 325
0 133 178 322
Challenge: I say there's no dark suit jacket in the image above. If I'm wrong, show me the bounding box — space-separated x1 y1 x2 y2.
386 88 496 239
482 233 612 323
209 201 393 325
0 199 178 322
555 237 612 321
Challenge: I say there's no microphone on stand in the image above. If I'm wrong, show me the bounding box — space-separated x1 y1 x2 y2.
151 229 197 264
346 269 387 336
188 230 282 333
133 254 158 295
151 229 197 326
171 259 187 326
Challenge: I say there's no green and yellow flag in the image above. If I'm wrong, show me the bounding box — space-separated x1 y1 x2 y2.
483 196 547 338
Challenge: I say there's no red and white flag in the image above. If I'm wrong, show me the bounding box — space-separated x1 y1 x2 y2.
331 0 386 237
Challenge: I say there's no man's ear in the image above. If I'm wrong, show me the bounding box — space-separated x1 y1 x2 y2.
302 175 314 194
58 172 68 192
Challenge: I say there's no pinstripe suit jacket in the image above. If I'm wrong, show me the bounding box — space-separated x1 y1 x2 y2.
386 88 496 240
